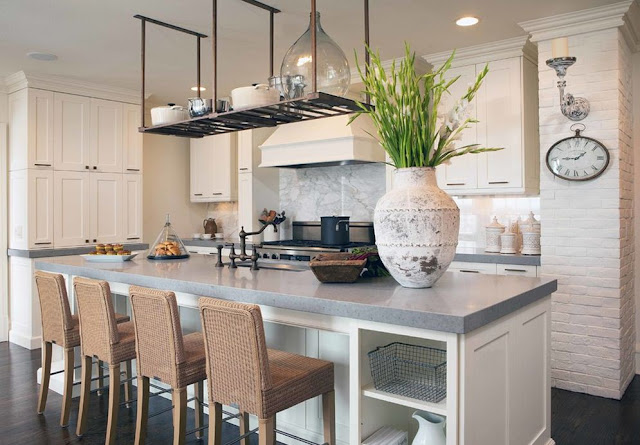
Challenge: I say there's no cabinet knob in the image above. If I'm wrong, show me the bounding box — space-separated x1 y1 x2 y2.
85 240 89 243
85 166 90 169
93 239 97 243
93 166 97 170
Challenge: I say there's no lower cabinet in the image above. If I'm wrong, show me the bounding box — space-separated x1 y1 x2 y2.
449 261 538 277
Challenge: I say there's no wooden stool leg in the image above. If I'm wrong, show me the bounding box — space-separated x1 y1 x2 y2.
173 387 187 445
134 376 150 445
105 363 121 445
194 381 204 439
124 360 133 407
60 347 74 427
322 390 336 445
76 355 93 437
258 417 275 445
209 402 222 445
37 341 52 414
97 359 105 396
239 412 250 445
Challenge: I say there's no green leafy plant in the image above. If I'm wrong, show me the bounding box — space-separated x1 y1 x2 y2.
349 43 502 168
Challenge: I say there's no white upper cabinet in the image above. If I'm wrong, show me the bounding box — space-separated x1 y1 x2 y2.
53 93 92 171
123 103 143 173
53 171 91 247
427 37 539 196
9 88 54 170
90 173 123 244
190 133 237 202
90 98 123 173
122 174 143 242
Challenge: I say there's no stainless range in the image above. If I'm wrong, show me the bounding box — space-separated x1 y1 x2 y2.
260 221 376 262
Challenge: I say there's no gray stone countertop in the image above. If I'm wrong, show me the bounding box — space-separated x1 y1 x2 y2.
35 254 556 334
7 244 149 259
454 248 541 266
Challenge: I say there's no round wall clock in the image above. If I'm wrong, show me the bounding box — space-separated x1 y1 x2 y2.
546 124 609 181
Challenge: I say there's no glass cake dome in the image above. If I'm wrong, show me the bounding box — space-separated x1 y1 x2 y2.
147 214 190 260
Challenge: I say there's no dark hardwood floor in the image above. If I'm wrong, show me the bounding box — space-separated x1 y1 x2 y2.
2 341 640 444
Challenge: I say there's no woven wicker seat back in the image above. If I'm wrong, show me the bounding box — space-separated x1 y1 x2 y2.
130 286 186 386
199 297 272 416
35 271 75 347
73 277 121 362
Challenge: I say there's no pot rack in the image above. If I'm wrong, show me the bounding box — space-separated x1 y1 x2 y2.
135 0 372 138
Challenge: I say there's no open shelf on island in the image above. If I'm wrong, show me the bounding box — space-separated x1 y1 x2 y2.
140 92 371 138
362 383 447 416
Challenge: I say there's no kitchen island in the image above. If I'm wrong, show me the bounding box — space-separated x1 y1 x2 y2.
35 254 557 445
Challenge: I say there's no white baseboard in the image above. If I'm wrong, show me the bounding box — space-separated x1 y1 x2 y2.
9 330 41 350
0 315 8 342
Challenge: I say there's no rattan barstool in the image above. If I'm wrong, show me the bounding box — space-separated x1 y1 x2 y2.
34 271 130 427
129 286 208 445
74 277 137 444
199 297 336 445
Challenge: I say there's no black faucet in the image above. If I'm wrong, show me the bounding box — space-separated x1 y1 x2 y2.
227 223 277 270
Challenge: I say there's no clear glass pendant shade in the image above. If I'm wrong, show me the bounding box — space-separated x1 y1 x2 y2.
280 12 351 97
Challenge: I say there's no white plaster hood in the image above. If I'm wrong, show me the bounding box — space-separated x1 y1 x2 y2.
259 114 385 168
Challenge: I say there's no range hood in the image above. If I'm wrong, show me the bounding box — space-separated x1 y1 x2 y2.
259 114 385 168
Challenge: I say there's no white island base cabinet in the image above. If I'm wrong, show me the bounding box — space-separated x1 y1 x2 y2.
42 274 552 445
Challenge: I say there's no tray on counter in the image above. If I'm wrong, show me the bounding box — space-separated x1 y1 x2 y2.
309 253 366 283
81 253 138 263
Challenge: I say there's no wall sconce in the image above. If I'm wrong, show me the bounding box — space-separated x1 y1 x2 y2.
546 37 590 121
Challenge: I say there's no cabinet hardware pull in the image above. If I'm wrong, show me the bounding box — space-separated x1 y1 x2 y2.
504 268 527 273
194 193 203 196
34 242 52 245
447 182 465 186
188 251 198 254
212 192 223 195
460 269 480 273
34 163 52 167
93 239 97 243
126 168 140 172
93 166 97 170
489 181 509 184
239 168 248 171
126 237 140 240
85 240 89 243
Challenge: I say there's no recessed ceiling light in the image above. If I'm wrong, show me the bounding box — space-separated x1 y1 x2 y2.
27 52 58 61
456 16 479 27
191 86 206 92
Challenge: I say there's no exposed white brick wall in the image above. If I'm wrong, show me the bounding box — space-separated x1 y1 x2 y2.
539 28 636 399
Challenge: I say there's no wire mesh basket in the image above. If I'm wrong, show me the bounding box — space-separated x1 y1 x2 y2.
368 342 447 403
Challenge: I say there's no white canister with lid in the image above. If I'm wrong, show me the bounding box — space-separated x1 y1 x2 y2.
485 217 505 253
500 227 518 254
521 229 541 255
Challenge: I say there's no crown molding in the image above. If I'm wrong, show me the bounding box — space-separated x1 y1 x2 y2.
519 1 633 42
4 71 141 104
423 36 536 68
621 0 640 51
350 56 432 85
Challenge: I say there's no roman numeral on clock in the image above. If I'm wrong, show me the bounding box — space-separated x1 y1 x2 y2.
597 156 605 160
592 165 598 171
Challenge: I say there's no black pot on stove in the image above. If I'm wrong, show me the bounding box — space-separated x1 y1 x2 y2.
321 216 350 246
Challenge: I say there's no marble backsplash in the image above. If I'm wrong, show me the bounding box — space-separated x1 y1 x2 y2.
203 202 239 239
279 163 387 223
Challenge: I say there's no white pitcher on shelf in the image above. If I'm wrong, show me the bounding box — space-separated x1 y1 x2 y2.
411 410 446 445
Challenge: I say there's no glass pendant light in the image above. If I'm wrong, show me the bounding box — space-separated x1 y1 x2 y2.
280 12 351 97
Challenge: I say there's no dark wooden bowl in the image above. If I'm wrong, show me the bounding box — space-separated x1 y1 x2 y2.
310 253 367 283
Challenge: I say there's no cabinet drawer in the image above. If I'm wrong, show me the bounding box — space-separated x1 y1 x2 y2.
449 261 497 275
496 264 537 277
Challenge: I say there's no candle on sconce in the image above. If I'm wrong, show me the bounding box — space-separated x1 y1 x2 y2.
551 37 569 58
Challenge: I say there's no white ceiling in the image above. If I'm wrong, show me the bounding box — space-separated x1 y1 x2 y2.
0 0 622 104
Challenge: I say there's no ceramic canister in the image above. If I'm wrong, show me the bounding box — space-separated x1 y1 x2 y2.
521 230 541 255
500 229 518 254
485 217 505 253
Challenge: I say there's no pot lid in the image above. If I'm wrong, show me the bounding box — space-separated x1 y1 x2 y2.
486 216 505 229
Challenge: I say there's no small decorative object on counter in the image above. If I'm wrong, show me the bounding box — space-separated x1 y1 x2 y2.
310 253 367 283
485 217 505 253
368 342 447 403
203 218 218 235
411 411 446 445
351 45 502 288
259 209 287 242
500 226 518 255
147 214 190 260
521 229 541 256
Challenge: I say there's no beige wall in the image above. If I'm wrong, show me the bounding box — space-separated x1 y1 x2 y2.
634 51 640 371
142 134 208 243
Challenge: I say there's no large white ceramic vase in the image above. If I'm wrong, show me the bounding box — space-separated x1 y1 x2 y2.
374 167 460 288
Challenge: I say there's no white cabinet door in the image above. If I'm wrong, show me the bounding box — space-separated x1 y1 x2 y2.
190 137 214 200
123 103 143 173
476 58 523 189
53 93 91 171
448 261 497 274
190 133 237 202
29 169 55 248
237 130 253 173
237 173 253 232
90 99 123 173
436 65 479 192
122 174 143 242
90 173 123 244
54 171 91 247
28 89 55 169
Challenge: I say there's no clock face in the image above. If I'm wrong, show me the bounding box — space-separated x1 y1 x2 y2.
546 136 609 181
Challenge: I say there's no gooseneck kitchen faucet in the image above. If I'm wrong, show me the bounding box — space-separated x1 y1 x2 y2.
227 223 278 270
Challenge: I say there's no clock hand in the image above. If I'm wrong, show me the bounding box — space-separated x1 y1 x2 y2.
576 152 586 159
